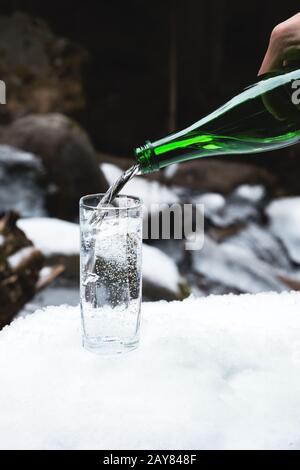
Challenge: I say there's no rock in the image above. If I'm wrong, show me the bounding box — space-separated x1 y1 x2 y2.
192 184 268 235
18 217 80 281
0 212 63 328
0 145 46 217
192 234 289 295
0 114 108 220
226 223 292 271
166 159 277 195
0 12 87 122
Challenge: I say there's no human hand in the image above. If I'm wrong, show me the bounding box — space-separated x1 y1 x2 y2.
259 12 300 75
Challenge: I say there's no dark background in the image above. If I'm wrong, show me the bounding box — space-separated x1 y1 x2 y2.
0 0 298 155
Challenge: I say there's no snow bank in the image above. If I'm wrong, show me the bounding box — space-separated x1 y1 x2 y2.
1 291 300 450
266 197 300 264
18 217 181 295
101 163 179 211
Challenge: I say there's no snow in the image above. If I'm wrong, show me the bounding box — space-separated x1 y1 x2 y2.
17 218 80 256
0 145 46 217
8 246 36 269
101 163 179 212
1 291 300 450
17 217 181 294
234 184 265 203
38 266 53 280
164 163 178 179
192 235 288 293
142 244 181 294
0 144 40 165
192 190 259 228
193 193 225 213
266 197 300 264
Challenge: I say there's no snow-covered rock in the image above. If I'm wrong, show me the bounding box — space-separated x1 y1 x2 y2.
227 223 292 271
234 184 266 203
192 235 288 294
142 243 184 299
192 189 260 228
0 144 46 217
17 218 79 256
193 193 226 214
2 291 300 450
266 197 300 264
18 217 186 300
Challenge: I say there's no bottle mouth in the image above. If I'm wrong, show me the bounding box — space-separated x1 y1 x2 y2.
134 140 159 174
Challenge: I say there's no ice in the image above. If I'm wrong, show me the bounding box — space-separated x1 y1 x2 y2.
81 212 142 324
1 291 300 449
82 272 99 286
101 163 179 212
266 197 300 264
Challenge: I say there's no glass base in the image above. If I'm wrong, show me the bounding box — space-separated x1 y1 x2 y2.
83 335 139 355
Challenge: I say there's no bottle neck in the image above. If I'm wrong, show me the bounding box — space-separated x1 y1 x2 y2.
134 140 159 174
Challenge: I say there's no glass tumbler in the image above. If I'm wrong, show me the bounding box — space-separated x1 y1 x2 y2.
80 194 143 354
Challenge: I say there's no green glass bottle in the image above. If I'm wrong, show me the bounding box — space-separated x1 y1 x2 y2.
134 68 300 174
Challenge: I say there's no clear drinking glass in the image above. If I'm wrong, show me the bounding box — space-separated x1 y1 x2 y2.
80 194 143 354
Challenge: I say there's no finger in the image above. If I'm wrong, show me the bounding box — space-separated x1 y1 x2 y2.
258 47 283 75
